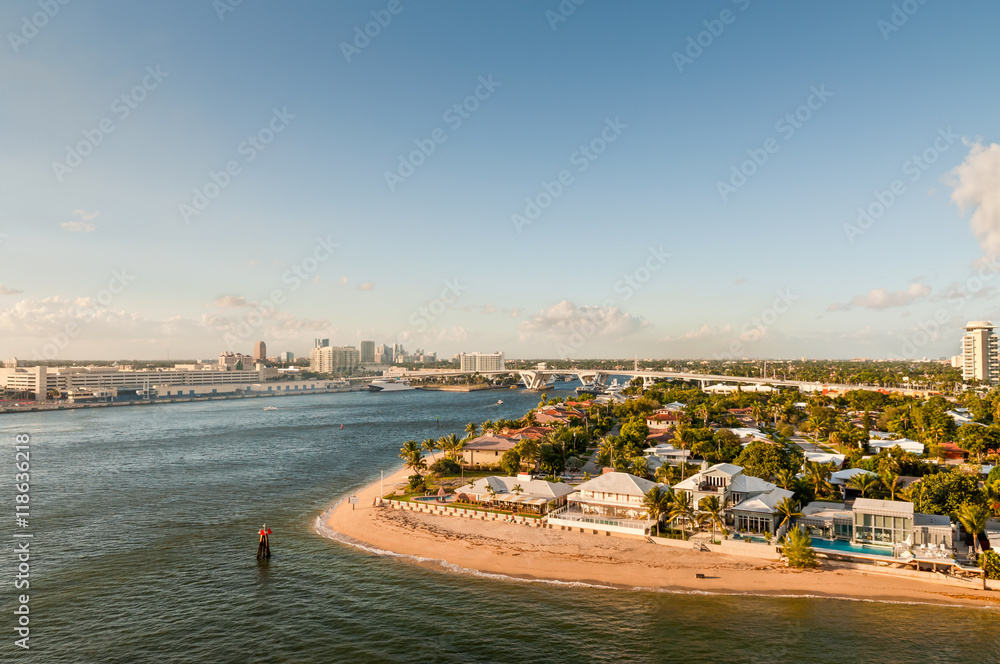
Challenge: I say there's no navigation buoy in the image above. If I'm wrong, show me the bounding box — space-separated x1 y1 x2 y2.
257 524 272 559
340 424 344 429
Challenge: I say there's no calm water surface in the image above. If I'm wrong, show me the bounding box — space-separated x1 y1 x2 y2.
0 387 997 663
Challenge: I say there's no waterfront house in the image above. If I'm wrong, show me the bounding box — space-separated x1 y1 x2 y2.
800 498 953 552
454 475 574 514
546 472 665 536
461 434 518 467
673 462 793 536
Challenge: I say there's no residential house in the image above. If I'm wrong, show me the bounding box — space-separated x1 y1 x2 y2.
461 434 518 467
801 498 953 551
673 462 794 536
546 472 665 536
454 475 574 514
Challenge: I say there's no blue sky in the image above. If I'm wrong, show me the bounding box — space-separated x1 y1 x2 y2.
2 0 999 361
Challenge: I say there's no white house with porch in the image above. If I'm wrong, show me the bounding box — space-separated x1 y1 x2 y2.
546 472 665 536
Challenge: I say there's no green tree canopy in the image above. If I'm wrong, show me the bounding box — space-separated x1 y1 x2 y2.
907 471 986 517
734 441 794 481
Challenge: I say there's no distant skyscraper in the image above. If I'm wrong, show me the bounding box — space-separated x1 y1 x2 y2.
314 338 330 349
253 341 267 362
961 321 999 384
281 351 294 362
310 346 360 373
360 340 375 363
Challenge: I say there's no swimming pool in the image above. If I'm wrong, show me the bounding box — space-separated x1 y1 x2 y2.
810 538 895 558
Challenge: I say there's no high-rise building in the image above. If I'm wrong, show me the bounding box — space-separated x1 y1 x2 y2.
281 351 294 362
310 345 360 374
360 340 375 363
961 321 999 384
459 352 505 373
314 338 330 349
253 341 267 362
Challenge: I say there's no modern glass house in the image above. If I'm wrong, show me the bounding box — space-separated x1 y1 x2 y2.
800 498 952 550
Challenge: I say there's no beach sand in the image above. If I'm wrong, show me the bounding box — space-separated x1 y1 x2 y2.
321 467 1000 608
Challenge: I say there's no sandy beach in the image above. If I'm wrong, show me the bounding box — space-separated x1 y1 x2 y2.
319 466 1000 609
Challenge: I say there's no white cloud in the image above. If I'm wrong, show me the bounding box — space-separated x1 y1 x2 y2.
61 221 96 233
950 141 1000 256
517 300 648 341
829 283 931 311
359 282 374 291
661 323 732 342
0 283 23 295
338 276 349 285
212 295 249 308
72 209 99 221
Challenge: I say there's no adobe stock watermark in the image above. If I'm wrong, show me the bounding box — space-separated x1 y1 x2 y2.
8 0 71 54
555 244 670 355
891 258 1000 360
407 278 467 333
877 0 931 41
842 127 958 244
714 288 798 360
179 107 295 223
545 0 586 31
613 246 671 301
213 0 245 21
223 236 338 349
51 66 170 183
30 268 136 361
511 117 627 234
340 0 413 63
673 0 752 74
717 85 832 202
384 75 501 192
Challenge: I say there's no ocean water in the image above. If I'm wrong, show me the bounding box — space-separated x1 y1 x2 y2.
1 387 998 664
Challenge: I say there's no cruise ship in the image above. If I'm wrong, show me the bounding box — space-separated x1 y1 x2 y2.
368 378 415 392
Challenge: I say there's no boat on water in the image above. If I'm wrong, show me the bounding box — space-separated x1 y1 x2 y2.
496 399 503 405
368 378 415 392
263 406 278 411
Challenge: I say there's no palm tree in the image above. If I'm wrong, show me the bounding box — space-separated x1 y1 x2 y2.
881 472 902 501
956 503 989 558
750 402 764 427
696 402 710 428
672 427 696 480
774 468 797 490
481 420 495 434
421 437 438 460
516 438 540 471
770 402 784 428
642 486 672 536
512 484 523 496
699 495 726 543
464 422 479 438
630 455 649 479
804 461 833 499
654 463 672 485
775 497 802 529
399 440 426 475
848 473 879 498
668 491 696 540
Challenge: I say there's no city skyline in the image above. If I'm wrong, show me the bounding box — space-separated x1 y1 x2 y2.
2 2 1000 360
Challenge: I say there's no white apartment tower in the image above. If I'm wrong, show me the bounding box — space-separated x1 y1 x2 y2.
459 352 505 373
962 321 999 384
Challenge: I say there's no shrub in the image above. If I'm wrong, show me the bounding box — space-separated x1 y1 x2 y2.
781 526 817 569
406 474 426 493
979 550 1000 580
429 458 461 476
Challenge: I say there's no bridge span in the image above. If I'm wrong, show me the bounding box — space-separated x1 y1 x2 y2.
377 368 937 397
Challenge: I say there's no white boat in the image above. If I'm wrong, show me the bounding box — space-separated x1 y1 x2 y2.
263 406 278 411
496 399 503 405
368 378 415 392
